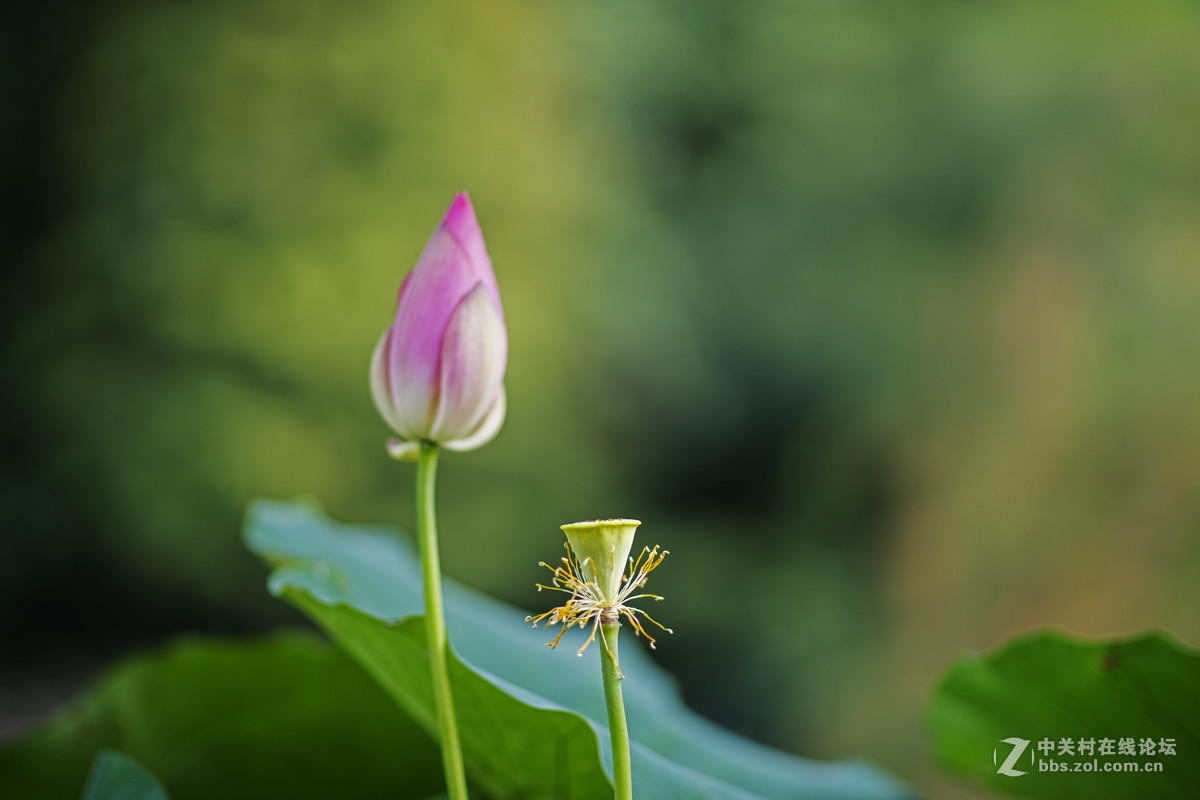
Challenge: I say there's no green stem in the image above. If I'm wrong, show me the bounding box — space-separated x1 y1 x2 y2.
601 622 633 800
416 441 469 800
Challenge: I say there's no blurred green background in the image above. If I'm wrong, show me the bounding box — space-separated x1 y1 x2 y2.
3 0 1199 796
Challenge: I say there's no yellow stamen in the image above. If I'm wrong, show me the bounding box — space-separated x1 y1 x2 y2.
525 542 671 677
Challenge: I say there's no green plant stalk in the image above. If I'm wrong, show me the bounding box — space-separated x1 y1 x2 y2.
601 621 633 800
416 441 469 800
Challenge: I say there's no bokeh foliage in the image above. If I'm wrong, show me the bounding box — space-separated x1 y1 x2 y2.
928 630 1200 799
4 1 1200 795
0 632 443 800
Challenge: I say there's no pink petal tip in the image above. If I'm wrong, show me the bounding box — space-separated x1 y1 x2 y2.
441 192 479 241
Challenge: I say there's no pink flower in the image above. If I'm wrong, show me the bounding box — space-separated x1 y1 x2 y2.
370 193 507 459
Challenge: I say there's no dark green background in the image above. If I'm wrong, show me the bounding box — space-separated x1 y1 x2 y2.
4 2 1200 796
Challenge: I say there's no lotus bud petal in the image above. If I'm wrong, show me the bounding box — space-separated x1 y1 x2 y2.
370 193 507 454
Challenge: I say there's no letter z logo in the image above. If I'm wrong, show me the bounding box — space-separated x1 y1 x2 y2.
994 738 1031 777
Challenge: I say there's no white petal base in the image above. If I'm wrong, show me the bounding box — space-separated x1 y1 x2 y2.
385 438 422 461
443 387 506 453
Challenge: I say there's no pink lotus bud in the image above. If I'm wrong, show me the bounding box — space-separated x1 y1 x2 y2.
370 193 507 459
